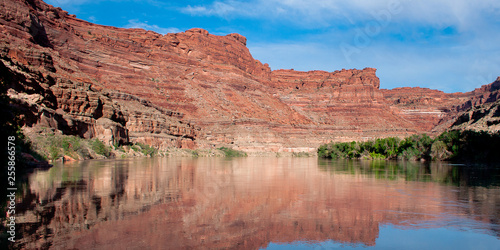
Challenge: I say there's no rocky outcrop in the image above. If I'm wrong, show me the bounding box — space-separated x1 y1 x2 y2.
381 87 469 132
448 100 500 132
0 0 198 148
94 118 128 146
381 79 500 134
271 68 380 89
446 79 500 132
456 78 500 112
266 68 424 144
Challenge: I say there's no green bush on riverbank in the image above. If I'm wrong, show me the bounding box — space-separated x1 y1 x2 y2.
30 133 162 160
31 133 111 160
318 130 500 162
218 147 247 157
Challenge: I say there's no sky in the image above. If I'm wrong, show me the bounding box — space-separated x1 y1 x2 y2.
45 0 500 93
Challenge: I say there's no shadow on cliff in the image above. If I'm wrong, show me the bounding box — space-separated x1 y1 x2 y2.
28 14 52 48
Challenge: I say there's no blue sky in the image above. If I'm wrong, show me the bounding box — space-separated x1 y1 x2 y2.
46 0 500 93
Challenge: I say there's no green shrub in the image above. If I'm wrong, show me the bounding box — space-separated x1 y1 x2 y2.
48 145 61 160
131 145 140 152
318 144 329 158
92 139 110 157
369 152 386 160
191 149 199 157
136 143 157 156
430 140 451 160
292 152 311 157
218 147 247 157
77 147 91 159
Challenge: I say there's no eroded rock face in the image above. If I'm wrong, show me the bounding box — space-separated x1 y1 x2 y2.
381 87 468 132
0 0 198 147
449 101 500 132
271 68 380 89
456 78 500 112
381 78 500 133
1 0 499 151
94 118 128 146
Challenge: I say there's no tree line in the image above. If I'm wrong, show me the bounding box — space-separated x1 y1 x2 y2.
318 130 500 162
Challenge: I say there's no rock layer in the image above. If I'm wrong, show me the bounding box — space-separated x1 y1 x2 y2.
1 0 499 151
0 0 198 148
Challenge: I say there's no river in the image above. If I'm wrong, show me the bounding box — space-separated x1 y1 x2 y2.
12 157 500 249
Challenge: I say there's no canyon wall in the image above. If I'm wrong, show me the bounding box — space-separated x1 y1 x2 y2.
0 0 198 149
1 0 498 152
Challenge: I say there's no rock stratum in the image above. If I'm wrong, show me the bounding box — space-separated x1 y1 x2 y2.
1 0 499 152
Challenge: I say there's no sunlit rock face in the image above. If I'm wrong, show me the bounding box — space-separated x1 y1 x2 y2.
0 0 198 148
15 158 500 249
382 78 500 133
1 0 499 152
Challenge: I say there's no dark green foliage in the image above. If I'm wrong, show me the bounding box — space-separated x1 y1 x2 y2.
398 134 433 160
218 147 247 157
430 140 451 160
318 130 500 162
31 134 109 160
292 152 311 157
441 130 500 162
136 143 157 156
191 150 199 158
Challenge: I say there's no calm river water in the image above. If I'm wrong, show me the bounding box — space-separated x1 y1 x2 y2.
13 157 500 249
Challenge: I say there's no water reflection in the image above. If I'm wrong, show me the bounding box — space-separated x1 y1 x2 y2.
318 159 500 187
14 158 500 249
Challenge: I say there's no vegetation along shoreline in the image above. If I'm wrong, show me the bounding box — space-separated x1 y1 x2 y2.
318 130 500 163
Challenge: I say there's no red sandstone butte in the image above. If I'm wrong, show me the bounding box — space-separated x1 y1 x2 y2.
1 0 499 151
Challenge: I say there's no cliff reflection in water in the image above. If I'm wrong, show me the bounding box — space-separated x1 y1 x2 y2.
15 158 500 249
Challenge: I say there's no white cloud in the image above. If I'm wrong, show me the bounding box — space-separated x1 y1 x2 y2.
124 19 181 34
184 2 237 17
183 5 208 15
249 29 500 93
181 0 500 31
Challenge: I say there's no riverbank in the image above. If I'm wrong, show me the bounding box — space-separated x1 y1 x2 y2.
318 130 500 163
20 129 315 166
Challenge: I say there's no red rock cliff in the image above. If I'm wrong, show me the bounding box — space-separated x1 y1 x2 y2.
1 0 498 151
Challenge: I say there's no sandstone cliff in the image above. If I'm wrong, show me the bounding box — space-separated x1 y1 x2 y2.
382 78 500 133
1 0 499 152
0 0 198 149
448 100 500 132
